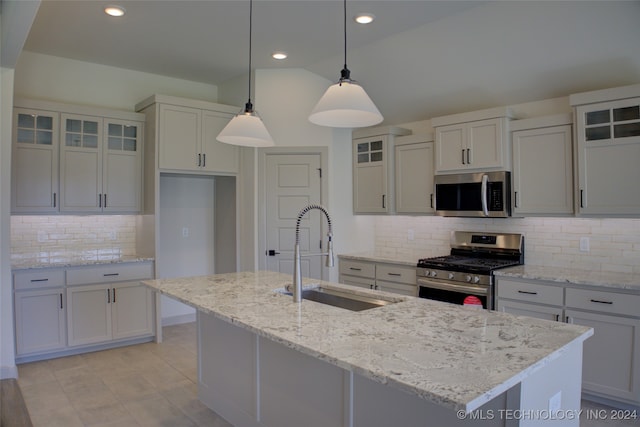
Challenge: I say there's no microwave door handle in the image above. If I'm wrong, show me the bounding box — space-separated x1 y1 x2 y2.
481 174 489 216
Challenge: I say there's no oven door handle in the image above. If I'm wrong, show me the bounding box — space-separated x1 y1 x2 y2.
481 174 489 217
417 278 488 296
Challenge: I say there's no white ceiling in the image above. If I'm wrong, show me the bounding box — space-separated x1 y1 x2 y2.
21 0 640 124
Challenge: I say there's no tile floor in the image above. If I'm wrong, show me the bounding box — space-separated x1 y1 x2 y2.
17 322 638 427
17 323 231 427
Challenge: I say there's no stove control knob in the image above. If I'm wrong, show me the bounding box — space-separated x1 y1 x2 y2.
473 276 481 284
448 273 455 280
465 275 472 283
430 270 437 278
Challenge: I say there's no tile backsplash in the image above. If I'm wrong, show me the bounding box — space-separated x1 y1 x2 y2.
375 216 640 274
11 215 137 263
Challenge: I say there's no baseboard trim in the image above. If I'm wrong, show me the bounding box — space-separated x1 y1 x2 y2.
162 313 197 326
0 365 18 380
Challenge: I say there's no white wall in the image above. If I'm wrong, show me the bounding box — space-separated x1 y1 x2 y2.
252 68 375 282
14 51 218 110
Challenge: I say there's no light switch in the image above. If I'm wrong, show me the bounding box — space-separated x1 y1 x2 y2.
182 227 190 238
579 237 590 252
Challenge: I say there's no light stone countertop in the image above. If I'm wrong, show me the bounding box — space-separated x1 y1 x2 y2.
338 252 419 267
495 265 640 292
141 270 592 413
11 255 155 271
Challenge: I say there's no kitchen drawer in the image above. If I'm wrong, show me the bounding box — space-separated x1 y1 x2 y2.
340 275 375 290
339 260 375 279
566 287 640 317
66 262 153 286
375 264 416 285
496 278 563 306
376 280 417 296
14 269 65 290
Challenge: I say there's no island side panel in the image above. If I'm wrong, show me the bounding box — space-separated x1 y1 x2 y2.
352 374 510 427
198 311 258 427
259 337 350 427
518 340 583 427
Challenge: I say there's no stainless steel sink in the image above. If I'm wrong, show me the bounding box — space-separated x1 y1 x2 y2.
292 287 396 311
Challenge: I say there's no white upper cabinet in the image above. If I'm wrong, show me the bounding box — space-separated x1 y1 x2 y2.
571 84 640 216
12 99 144 214
432 107 513 174
352 126 411 214
394 134 435 214
137 94 240 175
510 114 573 216
12 108 60 213
60 114 143 213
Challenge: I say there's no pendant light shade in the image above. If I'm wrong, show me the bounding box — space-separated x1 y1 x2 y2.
217 0 274 147
217 105 274 147
308 0 383 128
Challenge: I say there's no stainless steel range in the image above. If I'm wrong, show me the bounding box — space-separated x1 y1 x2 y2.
417 231 524 310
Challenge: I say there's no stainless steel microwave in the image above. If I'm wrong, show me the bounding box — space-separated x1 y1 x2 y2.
434 171 511 217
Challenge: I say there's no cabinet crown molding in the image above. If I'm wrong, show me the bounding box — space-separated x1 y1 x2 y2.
134 94 239 114
431 106 515 128
569 83 640 106
14 97 145 122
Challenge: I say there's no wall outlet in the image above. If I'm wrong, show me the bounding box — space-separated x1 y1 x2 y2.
182 227 190 238
407 229 415 241
579 237 590 252
549 391 562 412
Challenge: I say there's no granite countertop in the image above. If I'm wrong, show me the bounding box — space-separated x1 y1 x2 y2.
141 270 592 413
495 265 640 292
338 251 418 267
11 255 155 270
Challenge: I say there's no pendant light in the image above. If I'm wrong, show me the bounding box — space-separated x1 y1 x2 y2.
217 0 274 147
308 0 383 128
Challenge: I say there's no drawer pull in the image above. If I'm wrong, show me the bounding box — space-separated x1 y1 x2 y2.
387 273 401 277
103 273 120 277
30 278 49 282
349 267 362 271
590 299 613 305
113 288 116 303
107 289 111 303
517 290 538 295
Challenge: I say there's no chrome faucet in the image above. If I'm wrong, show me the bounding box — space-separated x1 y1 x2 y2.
291 204 334 302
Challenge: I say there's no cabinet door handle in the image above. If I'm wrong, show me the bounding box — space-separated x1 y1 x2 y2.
580 189 584 208
514 191 518 208
517 290 538 295
430 193 434 209
113 288 116 303
349 267 362 271
198 153 202 167
60 293 64 309
98 194 102 207
202 153 206 168
382 195 386 209
590 299 613 305
103 194 107 208
466 148 471 164
53 192 56 208
554 314 560 322
107 289 111 303
461 149 466 164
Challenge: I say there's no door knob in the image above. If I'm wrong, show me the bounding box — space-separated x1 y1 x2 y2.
267 250 281 256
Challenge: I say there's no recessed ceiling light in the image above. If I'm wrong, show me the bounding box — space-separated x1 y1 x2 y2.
354 13 375 24
104 5 126 17
272 51 288 60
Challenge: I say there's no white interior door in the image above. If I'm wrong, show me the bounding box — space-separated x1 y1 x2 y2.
264 154 323 280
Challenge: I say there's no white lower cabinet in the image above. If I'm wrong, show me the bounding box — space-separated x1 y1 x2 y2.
496 276 640 406
339 258 417 296
13 261 154 362
67 281 153 346
14 288 66 355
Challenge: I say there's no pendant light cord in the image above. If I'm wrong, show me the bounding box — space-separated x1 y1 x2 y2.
246 0 254 111
340 0 351 82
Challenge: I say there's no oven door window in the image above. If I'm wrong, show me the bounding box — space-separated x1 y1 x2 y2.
419 286 488 309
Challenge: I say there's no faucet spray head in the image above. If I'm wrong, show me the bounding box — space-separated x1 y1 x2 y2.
326 236 334 267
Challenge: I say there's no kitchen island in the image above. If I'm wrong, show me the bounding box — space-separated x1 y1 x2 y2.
142 271 592 427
